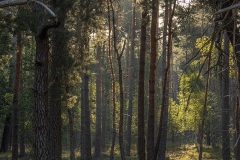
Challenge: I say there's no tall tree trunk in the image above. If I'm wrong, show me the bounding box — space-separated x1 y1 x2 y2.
33 1 59 159
109 0 126 158
95 44 102 157
157 0 169 159
107 1 117 159
219 1 240 159
155 1 176 160
221 31 231 160
125 0 136 156
81 72 92 160
49 3 68 158
137 0 149 159
147 0 159 159
12 32 22 160
101 46 106 150
198 40 213 160
34 31 50 160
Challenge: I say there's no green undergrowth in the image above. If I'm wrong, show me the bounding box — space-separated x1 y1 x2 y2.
0 144 223 160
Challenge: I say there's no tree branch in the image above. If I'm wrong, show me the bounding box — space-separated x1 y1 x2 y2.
0 0 56 18
215 3 240 15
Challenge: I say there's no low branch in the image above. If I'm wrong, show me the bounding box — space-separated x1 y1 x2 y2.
0 0 56 18
0 0 27 8
215 3 240 15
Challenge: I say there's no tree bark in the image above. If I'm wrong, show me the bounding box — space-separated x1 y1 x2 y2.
137 0 149 159
49 2 68 158
12 32 22 160
147 0 159 159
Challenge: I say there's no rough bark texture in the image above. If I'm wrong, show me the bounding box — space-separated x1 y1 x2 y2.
34 32 50 160
95 44 102 157
147 0 159 159
12 32 22 160
81 73 92 160
137 0 148 159
125 0 136 156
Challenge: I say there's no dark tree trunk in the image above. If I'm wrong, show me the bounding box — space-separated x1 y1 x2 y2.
107 1 117 159
147 0 159 159
218 1 240 159
0 114 12 152
49 4 68 159
137 1 149 159
19 110 25 158
221 31 231 160
34 32 50 160
81 73 92 160
157 1 170 159
94 44 102 157
125 0 136 156
12 32 22 160
68 108 75 160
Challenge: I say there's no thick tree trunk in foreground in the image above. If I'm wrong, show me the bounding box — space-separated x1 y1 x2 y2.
12 32 22 160
34 32 50 160
137 0 148 159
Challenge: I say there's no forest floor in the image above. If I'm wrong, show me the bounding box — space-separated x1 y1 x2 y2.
0 144 223 160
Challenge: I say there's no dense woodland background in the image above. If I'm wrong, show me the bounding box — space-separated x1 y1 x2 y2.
0 0 240 159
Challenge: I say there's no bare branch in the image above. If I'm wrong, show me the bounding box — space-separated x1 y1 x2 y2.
0 0 28 8
215 3 240 15
0 0 56 18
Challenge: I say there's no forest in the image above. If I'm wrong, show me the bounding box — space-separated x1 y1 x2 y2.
0 0 240 160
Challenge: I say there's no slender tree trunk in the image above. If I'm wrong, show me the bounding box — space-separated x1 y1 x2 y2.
236 97 240 160
12 32 22 160
125 0 136 156
137 1 148 159
157 0 170 159
95 44 102 157
198 40 213 160
107 1 117 159
101 45 106 150
221 31 231 160
147 0 159 159
109 0 127 158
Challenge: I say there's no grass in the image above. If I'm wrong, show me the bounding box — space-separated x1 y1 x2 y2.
0 144 223 160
